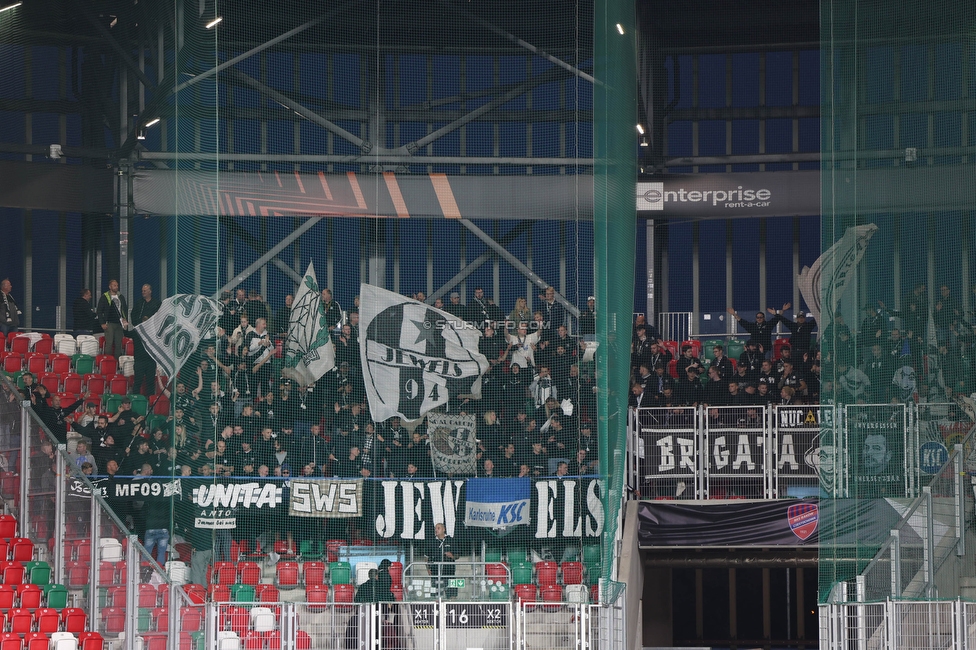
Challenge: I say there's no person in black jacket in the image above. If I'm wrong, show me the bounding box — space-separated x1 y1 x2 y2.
72 289 97 336
130 284 161 396
769 302 817 355
423 523 456 594
97 279 129 359
726 307 776 358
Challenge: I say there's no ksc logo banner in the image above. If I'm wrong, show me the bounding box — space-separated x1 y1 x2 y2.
464 478 530 529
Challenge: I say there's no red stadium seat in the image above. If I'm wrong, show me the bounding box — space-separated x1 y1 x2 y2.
66 561 89 588
210 561 236 585
27 355 48 375
0 585 13 609
275 561 299 588
661 340 680 358
515 584 538 605
209 585 230 602
107 585 126 608
3 355 22 373
332 583 354 610
8 607 32 633
243 632 264 650
62 373 83 394
296 631 311 650
33 607 60 633
180 607 202 632
100 607 124 634
95 355 117 376
39 372 60 393
143 636 167 650
389 561 403 587
1 560 25 584
18 583 42 608
273 540 297 560
0 514 16 537
152 394 171 415
78 632 104 650
265 630 282 650
84 374 106 396
50 354 71 374
305 584 328 612
226 606 250 635
391 585 403 601
182 584 206 605
0 633 20 650
681 339 703 358
667 358 678 379
238 561 261 586
153 607 169 632
773 338 791 360
303 561 325 587
541 584 563 610
10 337 30 355
97 561 117 585
24 632 49 650
122 338 134 356
257 585 279 603
535 561 558 587
138 583 158 607
486 563 507 580
33 338 53 355
108 375 128 395
561 561 584 585
157 584 169 608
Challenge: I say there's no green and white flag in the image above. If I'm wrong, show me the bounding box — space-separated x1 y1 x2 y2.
281 262 336 385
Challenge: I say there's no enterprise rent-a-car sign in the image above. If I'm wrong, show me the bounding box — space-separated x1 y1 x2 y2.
636 171 820 219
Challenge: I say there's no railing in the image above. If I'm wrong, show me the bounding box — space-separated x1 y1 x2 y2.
633 404 834 499
830 420 976 606
630 402 976 501
657 312 693 343
820 599 976 650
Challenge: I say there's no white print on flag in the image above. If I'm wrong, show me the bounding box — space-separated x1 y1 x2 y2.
135 294 223 378
359 284 489 422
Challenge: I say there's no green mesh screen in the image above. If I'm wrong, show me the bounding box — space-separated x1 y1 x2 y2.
818 0 976 601
56 0 637 604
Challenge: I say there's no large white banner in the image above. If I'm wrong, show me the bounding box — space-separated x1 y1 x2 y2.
135 294 223 378
281 262 336 385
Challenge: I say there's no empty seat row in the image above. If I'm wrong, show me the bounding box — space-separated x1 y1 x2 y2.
0 630 101 650
0 583 67 609
0 608 86 634
486 561 587 587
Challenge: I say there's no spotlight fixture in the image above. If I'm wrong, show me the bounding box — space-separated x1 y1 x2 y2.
0 2 23 14
616 23 624 35
136 129 146 141
205 16 222 29
145 118 161 128
640 137 649 147
636 124 645 135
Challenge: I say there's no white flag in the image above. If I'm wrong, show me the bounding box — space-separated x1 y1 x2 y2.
281 262 336 385
428 412 478 475
135 295 223 378
359 284 489 422
798 223 877 324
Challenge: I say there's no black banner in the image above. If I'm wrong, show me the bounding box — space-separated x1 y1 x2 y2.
638 499 820 546
100 475 603 541
638 498 917 547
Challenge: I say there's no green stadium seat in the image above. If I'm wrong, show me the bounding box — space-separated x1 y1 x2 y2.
702 339 724 361
299 540 324 560
25 561 51 585
230 584 255 602
329 562 351 585
72 354 95 375
484 548 502 562
104 394 124 414
128 394 149 416
581 545 600 566
726 339 745 360
506 547 527 564
45 584 68 609
511 562 533 586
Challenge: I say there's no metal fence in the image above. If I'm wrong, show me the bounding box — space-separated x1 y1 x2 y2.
820 599 976 650
630 402 976 500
